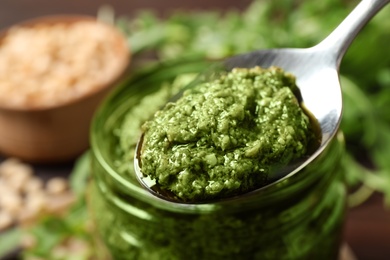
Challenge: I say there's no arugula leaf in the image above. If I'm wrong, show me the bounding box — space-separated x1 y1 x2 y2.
0 228 22 258
22 153 98 260
69 151 91 198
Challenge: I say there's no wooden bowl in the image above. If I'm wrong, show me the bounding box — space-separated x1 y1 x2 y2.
0 15 130 163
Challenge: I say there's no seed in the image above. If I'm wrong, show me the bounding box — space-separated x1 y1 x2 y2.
0 158 33 179
0 211 13 231
46 177 68 195
24 191 47 212
0 191 23 216
23 177 44 194
45 192 75 215
18 207 40 227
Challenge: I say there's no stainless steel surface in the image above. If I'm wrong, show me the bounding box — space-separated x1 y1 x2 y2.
134 0 390 204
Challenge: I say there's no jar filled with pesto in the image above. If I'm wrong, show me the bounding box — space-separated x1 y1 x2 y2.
89 60 347 260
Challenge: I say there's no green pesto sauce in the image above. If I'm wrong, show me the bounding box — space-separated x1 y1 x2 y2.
140 66 316 202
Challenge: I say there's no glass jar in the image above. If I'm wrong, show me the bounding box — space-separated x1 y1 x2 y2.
89 60 347 260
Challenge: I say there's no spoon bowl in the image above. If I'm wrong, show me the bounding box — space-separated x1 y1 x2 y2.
135 0 389 203
224 48 342 174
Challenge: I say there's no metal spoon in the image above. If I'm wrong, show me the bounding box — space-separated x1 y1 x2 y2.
134 0 389 203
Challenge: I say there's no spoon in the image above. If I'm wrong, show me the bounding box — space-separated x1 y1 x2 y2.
134 0 390 203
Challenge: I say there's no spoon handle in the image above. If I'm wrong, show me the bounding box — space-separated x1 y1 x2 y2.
316 0 389 67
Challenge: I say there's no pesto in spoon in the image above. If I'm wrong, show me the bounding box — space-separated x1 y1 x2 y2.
134 0 389 203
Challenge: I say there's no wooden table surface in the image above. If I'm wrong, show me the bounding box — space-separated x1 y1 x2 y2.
1 1 389 259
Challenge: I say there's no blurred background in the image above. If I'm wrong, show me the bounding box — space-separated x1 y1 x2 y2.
0 0 252 29
0 0 390 260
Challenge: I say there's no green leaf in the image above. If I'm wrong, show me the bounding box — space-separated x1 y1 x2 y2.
0 228 22 258
69 151 91 197
340 75 379 148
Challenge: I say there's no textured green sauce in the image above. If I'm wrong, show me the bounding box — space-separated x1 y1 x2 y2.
140 66 316 202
